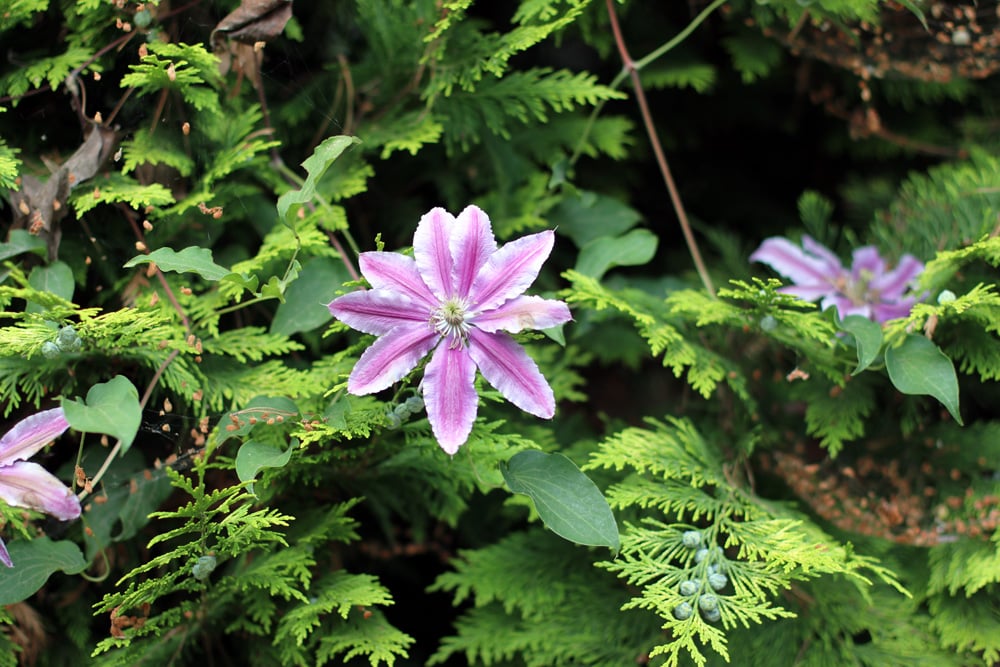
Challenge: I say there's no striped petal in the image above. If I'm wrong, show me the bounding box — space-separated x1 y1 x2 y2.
751 237 841 289
0 461 81 521
870 254 923 300
422 343 478 455
413 207 455 301
359 252 437 307
468 230 555 313
450 205 497 298
470 295 572 334
0 408 70 466
328 289 431 336
0 538 10 568
347 325 438 395
468 329 555 418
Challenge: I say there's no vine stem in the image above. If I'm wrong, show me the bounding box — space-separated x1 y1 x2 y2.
605 0 716 297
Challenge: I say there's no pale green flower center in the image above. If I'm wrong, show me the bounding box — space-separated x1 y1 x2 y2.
431 298 470 345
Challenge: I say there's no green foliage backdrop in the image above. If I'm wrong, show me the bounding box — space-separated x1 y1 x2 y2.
1 0 1000 665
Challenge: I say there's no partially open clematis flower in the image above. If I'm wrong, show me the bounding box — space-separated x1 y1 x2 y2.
751 235 925 323
0 407 81 568
328 205 572 454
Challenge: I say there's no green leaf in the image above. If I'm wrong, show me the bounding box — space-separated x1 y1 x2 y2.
551 191 642 248
62 376 142 454
0 229 46 262
501 450 619 551
0 537 87 604
271 257 350 335
885 334 963 424
124 246 230 281
575 228 658 280
838 315 882 374
235 440 296 495
27 261 74 313
276 135 361 227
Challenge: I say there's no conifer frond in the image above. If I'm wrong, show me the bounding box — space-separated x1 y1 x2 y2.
0 46 91 103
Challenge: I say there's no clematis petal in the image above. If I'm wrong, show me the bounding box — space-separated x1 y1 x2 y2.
328 289 431 336
871 298 917 323
467 329 555 419
450 205 497 298
869 254 923 299
0 408 70 467
0 461 81 521
0 538 10 568
470 295 572 334
778 285 837 302
422 343 478 455
347 325 438 395
413 207 455 301
800 235 846 274
752 237 843 288
468 230 555 313
850 246 885 280
359 252 437 306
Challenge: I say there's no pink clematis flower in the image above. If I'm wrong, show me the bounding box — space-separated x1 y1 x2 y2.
328 205 572 454
0 408 81 568
751 235 925 324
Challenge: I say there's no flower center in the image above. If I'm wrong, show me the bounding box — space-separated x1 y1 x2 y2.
431 298 470 346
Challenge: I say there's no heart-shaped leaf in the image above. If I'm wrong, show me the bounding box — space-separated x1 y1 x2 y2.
575 228 658 281
124 246 230 281
0 537 87 604
501 450 619 551
885 334 962 424
62 376 142 454
272 256 350 335
838 314 883 374
276 135 360 227
236 440 295 494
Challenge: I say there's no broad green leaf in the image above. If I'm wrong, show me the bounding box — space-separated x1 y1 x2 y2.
885 334 963 424
0 537 87 604
236 440 296 494
62 375 142 454
27 261 74 313
551 191 642 248
276 135 360 227
0 229 46 262
123 246 230 281
838 315 882 374
271 257 350 335
501 450 619 551
575 228 658 281
216 395 300 446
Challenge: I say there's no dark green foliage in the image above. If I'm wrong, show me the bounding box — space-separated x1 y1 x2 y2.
2 0 1000 665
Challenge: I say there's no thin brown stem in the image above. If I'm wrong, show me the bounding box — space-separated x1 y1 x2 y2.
605 0 716 296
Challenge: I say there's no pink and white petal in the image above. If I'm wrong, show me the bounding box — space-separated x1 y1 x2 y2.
329 289 431 336
800 235 846 273
870 255 924 299
779 284 837 302
422 343 478 455
850 246 885 281
0 461 81 521
0 408 70 466
467 329 555 419
0 538 10 568
413 207 456 301
752 237 842 287
347 325 438 395
872 298 917 323
450 205 497 298
470 295 572 334
468 230 555 313
359 252 437 306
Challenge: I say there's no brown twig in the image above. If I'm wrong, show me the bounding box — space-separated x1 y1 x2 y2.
604 0 716 296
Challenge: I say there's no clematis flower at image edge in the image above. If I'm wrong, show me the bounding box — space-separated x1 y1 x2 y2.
0 407 81 567
328 205 572 454
751 235 925 324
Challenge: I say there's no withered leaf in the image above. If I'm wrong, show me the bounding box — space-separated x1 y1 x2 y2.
211 0 292 48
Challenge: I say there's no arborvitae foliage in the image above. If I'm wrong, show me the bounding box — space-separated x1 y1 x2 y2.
2 1 1000 666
